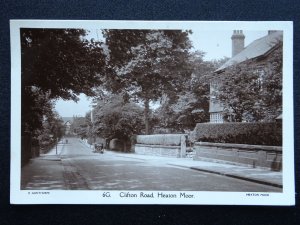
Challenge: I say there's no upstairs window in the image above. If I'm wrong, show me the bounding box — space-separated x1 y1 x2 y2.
255 67 266 89
210 113 224 123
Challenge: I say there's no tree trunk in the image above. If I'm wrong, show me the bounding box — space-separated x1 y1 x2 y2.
144 99 150 135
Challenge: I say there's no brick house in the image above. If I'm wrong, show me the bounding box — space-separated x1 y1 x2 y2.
209 30 283 123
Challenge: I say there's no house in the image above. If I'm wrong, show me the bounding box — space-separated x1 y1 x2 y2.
209 30 283 123
62 117 74 135
64 121 71 135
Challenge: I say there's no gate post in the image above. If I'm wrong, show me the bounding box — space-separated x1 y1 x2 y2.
180 135 186 158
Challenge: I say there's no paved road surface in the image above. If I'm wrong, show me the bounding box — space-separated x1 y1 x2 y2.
21 137 282 192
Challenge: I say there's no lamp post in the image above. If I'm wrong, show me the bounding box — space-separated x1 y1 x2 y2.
56 136 58 155
55 128 60 155
90 103 97 146
49 133 57 154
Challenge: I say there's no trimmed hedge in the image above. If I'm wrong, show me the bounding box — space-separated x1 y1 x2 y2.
193 122 282 146
136 134 185 146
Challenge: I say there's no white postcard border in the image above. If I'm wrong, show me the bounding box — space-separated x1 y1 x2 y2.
10 20 294 205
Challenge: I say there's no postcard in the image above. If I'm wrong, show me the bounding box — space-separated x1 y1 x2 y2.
10 20 294 205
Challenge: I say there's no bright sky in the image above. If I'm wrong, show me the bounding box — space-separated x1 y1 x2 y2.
55 29 268 117
191 30 267 61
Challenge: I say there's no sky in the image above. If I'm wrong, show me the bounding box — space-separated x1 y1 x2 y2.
55 29 268 118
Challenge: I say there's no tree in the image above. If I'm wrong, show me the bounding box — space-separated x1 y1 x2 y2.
92 94 144 143
217 63 261 122
216 42 282 122
70 116 88 138
21 28 105 137
155 92 206 132
155 51 219 131
103 29 193 134
37 111 65 153
21 28 105 100
21 28 105 162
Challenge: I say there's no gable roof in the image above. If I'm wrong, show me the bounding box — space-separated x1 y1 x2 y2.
61 117 74 124
216 31 283 72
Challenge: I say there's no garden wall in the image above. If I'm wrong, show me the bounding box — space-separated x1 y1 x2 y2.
193 142 282 171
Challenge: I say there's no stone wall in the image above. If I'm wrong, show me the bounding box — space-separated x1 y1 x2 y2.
135 144 181 157
193 142 282 171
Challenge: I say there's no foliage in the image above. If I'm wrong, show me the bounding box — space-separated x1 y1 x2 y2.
37 111 65 153
155 51 219 131
21 28 105 140
102 29 193 134
22 87 54 136
155 92 208 132
216 41 283 122
193 122 282 146
92 95 144 141
20 28 106 162
70 116 89 138
21 28 105 101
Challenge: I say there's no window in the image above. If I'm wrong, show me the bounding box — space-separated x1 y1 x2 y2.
210 113 224 123
255 67 266 89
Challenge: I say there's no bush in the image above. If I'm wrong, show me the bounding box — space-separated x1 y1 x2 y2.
193 122 282 146
136 134 185 146
39 139 56 154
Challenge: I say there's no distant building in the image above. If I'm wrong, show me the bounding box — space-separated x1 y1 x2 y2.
64 121 71 135
209 30 283 123
62 117 74 135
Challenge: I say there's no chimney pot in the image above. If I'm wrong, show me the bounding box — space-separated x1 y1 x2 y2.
231 30 245 57
268 30 277 35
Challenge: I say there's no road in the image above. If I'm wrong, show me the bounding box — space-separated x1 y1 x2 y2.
21 137 281 192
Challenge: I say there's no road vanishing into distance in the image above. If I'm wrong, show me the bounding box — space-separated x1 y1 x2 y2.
21 137 281 192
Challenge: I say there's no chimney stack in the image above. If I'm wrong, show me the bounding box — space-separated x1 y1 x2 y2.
231 30 245 57
268 30 277 35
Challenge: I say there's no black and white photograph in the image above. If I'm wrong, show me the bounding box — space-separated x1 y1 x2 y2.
10 20 294 205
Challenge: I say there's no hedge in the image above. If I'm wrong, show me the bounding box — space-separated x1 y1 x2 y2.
136 134 185 146
192 122 282 146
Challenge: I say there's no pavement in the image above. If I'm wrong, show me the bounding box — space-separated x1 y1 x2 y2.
21 139 282 189
111 152 283 189
21 142 66 190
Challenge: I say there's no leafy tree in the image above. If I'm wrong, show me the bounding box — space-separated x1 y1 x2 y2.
102 29 193 134
155 51 218 131
21 28 106 161
156 92 208 132
21 28 105 137
70 116 88 138
84 111 94 141
92 94 144 142
22 87 54 136
37 111 65 153
217 63 261 122
21 28 105 101
216 41 282 122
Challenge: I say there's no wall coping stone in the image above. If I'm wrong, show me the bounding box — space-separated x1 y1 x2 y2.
135 144 180 149
194 142 282 152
